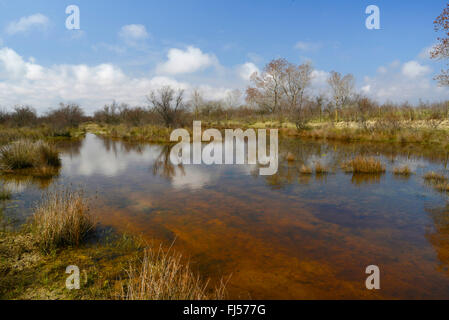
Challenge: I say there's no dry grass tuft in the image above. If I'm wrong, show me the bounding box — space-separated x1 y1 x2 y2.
315 162 329 174
342 156 385 174
300 165 312 174
117 246 227 300
393 165 413 176
434 183 449 193
423 171 448 183
286 153 296 162
32 187 94 252
0 140 60 171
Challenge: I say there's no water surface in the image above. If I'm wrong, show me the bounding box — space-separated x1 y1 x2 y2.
4 133 449 299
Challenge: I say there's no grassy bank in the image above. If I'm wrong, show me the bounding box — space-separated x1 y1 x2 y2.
0 187 226 300
80 120 449 152
0 126 85 145
295 122 449 150
85 123 174 144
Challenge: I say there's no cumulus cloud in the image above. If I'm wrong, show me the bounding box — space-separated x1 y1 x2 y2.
237 62 259 80
156 46 217 75
0 47 232 114
6 14 49 35
362 60 449 103
401 60 431 78
119 24 150 42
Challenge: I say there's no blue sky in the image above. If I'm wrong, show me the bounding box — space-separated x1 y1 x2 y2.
0 0 447 113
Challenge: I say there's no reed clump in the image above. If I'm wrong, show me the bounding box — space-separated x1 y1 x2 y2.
117 246 227 300
342 156 385 174
31 187 94 252
0 140 60 172
393 165 413 176
434 182 449 193
423 171 448 183
300 165 313 174
315 162 329 174
286 153 296 162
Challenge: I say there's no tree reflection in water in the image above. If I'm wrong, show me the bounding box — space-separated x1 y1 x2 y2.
152 145 185 181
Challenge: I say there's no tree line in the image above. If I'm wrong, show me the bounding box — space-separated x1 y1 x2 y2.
1 54 449 131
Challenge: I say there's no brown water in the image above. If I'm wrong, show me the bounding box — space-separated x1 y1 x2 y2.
3 133 449 299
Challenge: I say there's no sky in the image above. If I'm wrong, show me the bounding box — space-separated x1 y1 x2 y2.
0 0 447 114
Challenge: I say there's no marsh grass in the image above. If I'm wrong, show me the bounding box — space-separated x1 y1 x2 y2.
315 162 329 174
0 187 11 200
286 153 296 162
117 246 227 300
434 183 449 193
298 123 449 149
91 124 174 143
300 165 313 174
424 171 448 183
32 187 94 252
342 156 385 174
0 140 61 172
423 171 449 194
393 165 413 176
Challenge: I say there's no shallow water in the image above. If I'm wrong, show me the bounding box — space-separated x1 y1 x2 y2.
4 133 449 299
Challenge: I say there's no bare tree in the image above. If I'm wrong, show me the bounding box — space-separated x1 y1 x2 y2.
11 105 38 127
281 62 313 128
246 58 288 114
281 62 312 111
431 4 449 85
191 88 204 119
327 71 355 122
46 103 85 128
225 89 242 109
315 93 326 122
148 86 185 127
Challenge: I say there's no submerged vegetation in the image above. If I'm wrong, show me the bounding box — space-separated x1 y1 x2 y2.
0 186 226 300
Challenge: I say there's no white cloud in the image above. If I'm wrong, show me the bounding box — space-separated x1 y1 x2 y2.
419 45 434 60
6 14 49 35
361 85 371 94
362 60 449 103
401 60 431 79
156 46 217 75
0 47 231 114
119 24 149 42
310 70 330 87
295 41 322 52
237 62 259 80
